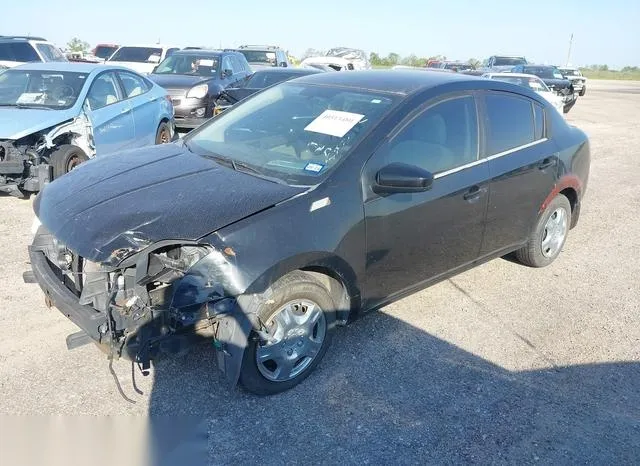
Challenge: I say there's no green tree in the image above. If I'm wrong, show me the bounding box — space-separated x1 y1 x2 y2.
67 37 90 54
387 53 400 66
468 58 481 69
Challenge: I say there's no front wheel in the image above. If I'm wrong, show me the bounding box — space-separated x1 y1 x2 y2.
579 86 586 97
155 121 172 144
239 271 336 395
515 194 571 267
50 145 89 180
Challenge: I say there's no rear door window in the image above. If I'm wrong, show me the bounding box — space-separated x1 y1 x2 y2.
0 42 40 62
484 93 535 155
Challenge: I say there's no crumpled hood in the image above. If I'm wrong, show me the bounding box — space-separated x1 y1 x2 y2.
34 142 304 264
148 73 213 90
0 107 77 140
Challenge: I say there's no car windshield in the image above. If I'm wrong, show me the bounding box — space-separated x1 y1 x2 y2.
559 68 580 77
525 67 564 80
241 71 312 89
0 69 87 109
494 57 527 66
238 50 277 65
186 83 398 186
492 75 551 92
109 46 163 63
94 45 118 60
0 42 40 62
153 54 220 76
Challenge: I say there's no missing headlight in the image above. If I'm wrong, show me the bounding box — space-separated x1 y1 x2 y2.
138 245 211 287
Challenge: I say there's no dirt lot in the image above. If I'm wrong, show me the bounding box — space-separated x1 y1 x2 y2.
1 80 639 464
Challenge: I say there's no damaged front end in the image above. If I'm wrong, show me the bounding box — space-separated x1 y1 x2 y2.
0 114 94 197
25 227 253 387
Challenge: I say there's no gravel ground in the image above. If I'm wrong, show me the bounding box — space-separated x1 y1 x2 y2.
0 80 638 465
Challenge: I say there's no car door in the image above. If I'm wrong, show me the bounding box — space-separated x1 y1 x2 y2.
84 71 135 154
479 91 558 255
363 93 490 304
116 71 159 147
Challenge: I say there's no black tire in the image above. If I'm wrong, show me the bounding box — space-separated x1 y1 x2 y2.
579 86 586 97
239 271 336 395
50 145 88 180
155 121 172 144
516 194 572 268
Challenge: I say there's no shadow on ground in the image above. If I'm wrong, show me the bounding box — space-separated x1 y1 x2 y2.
145 309 640 465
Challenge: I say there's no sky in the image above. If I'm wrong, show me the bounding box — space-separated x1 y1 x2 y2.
2 0 638 68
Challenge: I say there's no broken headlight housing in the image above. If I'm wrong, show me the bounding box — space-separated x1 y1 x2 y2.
138 245 212 287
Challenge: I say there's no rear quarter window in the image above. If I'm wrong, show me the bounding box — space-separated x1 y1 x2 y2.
484 93 535 154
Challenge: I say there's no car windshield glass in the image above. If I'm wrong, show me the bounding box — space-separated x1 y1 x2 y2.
35 44 66 62
0 69 87 109
110 47 162 63
239 50 276 65
153 54 219 76
0 42 40 62
186 83 398 186
94 45 118 60
493 57 527 66
492 75 550 92
242 71 307 89
559 68 580 77
525 67 564 80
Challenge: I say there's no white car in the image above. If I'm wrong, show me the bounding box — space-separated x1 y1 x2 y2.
0 36 66 68
106 44 181 74
482 72 564 114
300 47 370 72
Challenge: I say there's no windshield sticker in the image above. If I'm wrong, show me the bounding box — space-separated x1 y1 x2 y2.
17 93 45 104
304 110 365 138
197 59 215 67
304 162 325 173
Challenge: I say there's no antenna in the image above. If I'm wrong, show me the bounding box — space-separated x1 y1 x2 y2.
566 33 573 66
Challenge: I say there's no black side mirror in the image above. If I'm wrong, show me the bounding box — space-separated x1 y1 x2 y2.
280 62 288 67
223 69 233 78
373 163 434 194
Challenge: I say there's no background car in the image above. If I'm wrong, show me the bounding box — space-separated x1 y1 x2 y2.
27 71 589 396
482 55 528 72
510 64 577 113
233 45 291 69
0 62 175 196
482 72 564 114
90 43 119 63
557 66 587 96
107 44 181 74
439 61 475 72
0 36 67 68
214 67 323 113
148 49 252 130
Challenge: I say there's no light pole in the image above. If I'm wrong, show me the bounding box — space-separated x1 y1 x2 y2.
566 33 574 66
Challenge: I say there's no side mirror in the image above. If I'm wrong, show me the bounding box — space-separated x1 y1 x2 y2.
373 163 434 194
223 69 233 78
280 62 288 67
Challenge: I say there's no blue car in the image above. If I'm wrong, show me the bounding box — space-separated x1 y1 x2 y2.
0 62 175 196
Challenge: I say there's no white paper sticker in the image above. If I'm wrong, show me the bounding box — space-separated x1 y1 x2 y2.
17 93 45 104
304 162 325 173
304 110 364 137
198 59 215 67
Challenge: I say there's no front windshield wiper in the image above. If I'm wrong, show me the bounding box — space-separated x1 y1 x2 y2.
0 103 55 110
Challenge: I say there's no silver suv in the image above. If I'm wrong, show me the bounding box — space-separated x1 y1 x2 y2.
0 36 67 68
234 45 290 69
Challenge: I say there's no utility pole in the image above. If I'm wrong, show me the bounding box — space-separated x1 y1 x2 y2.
566 33 573 66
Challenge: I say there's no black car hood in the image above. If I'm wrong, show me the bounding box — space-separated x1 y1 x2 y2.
148 73 215 89
541 78 572 89
34 143 304 264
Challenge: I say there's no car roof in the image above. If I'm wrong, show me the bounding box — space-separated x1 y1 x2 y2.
254 67 320 75
170 49 227 56
486 73 542 79
292 70 481 95
13 62 133 73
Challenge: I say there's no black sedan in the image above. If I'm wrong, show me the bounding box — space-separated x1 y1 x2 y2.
214 67 323 113
26 71 590 396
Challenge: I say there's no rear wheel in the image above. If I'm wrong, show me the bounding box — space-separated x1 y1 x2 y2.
238 271 336 395
516 194 571 267
50 145 88 180
155 121 172 144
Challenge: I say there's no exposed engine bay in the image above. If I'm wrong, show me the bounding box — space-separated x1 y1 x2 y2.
0 114 94 197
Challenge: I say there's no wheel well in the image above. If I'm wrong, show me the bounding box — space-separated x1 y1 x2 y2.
300 267 358 325
559 187 579 228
